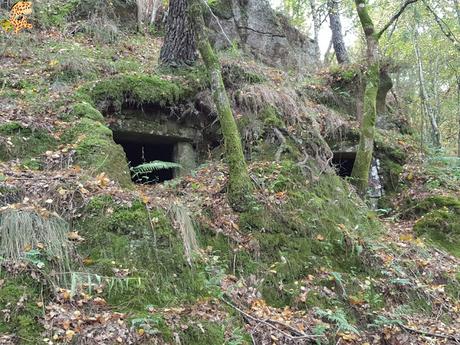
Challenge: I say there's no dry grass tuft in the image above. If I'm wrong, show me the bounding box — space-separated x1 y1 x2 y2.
0 209 71 271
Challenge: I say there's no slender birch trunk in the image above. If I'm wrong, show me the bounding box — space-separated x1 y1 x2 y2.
309 0 322 62
413 28 441 148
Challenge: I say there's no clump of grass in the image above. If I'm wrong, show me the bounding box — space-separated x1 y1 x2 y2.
0 209 71 271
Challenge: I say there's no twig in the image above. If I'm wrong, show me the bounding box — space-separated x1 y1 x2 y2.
220 297 324 340
200 0 232 46
399 323 460 342
377 0 420 39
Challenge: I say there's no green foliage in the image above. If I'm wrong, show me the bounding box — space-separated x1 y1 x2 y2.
0 209 71 274
239 161 381 306
131 160 182 179
33 0 80 28
424 156 460 191
69 102 105 122
402 195 460 219
314 307 359 334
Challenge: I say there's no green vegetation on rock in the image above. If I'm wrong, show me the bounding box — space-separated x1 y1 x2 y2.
81 74 192 112
61 118 131 187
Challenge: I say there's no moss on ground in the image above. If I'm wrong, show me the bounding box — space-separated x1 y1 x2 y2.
61 118 132 187
0 122 57 162
0 274 44 344
402 195 460 219
236 161 382 307
76 196 209 310
414 205 460 257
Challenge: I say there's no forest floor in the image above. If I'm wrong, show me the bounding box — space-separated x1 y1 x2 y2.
0 30 460 344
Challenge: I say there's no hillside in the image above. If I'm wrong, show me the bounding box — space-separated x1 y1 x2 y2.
1 2 460 344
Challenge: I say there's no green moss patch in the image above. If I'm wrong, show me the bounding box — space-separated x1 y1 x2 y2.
61 118 131 187
81 74 192 112
0 274 44 344
414 206 460 257
69 102 105 122
76 197 209 310
238 162 382 306
0 122 57 162
402 195 460 219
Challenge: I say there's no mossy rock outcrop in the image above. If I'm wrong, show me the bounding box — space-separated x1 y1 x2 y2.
69 102 105 122
62 118 131 187
80 74 193 113
414 205 460 257
402 195 460 219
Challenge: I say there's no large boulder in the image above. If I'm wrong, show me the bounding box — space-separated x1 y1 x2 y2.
208 0 318 72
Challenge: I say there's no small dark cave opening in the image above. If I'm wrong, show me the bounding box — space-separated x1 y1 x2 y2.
113 131 177 184
332 152 356 177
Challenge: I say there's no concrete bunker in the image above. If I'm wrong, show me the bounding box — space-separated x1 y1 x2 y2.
332 151 356 177
109 105 207 184
113 131 197 183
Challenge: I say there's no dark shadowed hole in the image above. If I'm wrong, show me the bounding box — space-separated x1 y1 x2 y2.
113 131 178 184
332 152 356 177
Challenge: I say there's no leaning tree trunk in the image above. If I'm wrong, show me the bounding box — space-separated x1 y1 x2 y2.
376 67 393 118
327 0 350 64
188 0 252 211
351 0 380 194
159 0 197 66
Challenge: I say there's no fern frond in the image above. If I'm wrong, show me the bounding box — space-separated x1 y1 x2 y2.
131 160 182 178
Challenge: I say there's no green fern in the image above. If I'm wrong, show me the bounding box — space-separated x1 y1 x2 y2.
314 308 359 334
130 160 182 178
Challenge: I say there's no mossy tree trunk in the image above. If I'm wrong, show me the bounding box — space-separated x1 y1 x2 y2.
351 0 419 195
189 0 252 211
159 0 197 66
351 0 380 194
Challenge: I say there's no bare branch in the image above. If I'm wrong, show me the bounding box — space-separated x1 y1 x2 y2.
423 0 460 50
377 0 419 39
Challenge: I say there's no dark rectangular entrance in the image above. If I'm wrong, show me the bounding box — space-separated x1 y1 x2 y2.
332 152 356 177
113 131 178 184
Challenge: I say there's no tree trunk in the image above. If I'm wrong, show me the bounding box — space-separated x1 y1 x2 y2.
413 28 441 148
136 0 144 32
457 76 460 157
309 0 322 62
188 0 252 211
376 67 393 117
150 0 161 25
351 0 379 194
327 0 349 64
159 0 197 66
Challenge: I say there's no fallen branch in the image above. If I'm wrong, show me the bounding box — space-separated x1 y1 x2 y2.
399 323 460 342
273 128 288 162
220 297 324 341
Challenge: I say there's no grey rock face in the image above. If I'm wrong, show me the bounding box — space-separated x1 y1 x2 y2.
207 0 319 71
